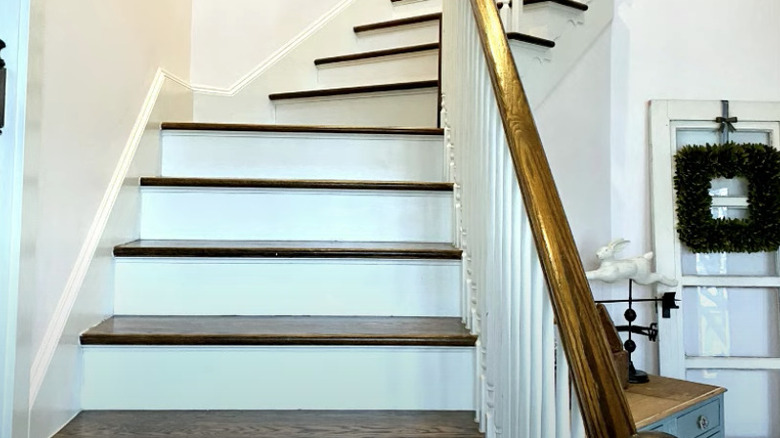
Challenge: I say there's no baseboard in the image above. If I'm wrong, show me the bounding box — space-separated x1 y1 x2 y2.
28 68 192 408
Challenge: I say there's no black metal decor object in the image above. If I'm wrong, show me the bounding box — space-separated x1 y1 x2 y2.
1 38 7 135
623 280 649 384
596 284 680 385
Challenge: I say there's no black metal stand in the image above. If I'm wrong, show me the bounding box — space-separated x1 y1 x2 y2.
624 280 650 384
595 281 681 385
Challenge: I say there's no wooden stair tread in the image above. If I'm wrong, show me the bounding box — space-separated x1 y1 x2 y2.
55 411 483 437
160 123 443 136
140 177 453 192
315 43 440 66
268 80 438 101
81 316 477 346
354 13 441 33
524 0 589 11
506 32 556 48
113 240 462 259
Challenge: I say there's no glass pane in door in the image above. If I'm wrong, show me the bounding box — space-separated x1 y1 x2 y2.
683 287 780 357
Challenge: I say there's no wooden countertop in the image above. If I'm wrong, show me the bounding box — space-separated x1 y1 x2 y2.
626 375 726 429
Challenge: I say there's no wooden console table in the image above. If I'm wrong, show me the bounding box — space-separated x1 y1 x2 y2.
629 375 726 438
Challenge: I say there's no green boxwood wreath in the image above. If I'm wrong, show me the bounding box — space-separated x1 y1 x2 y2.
674 142 780 253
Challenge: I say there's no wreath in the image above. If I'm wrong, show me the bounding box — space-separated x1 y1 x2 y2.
674 142 780 253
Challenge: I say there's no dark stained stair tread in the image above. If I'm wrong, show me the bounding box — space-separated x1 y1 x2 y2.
140 177 453 192
113 240 463 259
55 411 483 437
268 80 439 101
161 122 443 135
315 43 440 66
506 32 556 48
524 0 589 11
81 316 477 346
354 13 441 33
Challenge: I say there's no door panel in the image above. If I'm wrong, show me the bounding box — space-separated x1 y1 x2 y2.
651 100 780 438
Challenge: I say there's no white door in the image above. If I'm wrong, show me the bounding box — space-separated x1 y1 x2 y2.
0 0 30 436
650 100 780 438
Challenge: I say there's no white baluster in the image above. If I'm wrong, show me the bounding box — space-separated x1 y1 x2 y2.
441 2 588 436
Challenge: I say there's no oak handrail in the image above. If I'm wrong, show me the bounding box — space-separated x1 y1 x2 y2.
467 0 649 436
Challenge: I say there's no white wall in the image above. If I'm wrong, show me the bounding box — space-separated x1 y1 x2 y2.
15 1 193 435
534 29 613 266
610 0 780 373
190 0 343 89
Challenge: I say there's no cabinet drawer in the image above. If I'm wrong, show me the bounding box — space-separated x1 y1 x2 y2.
677 399 721 438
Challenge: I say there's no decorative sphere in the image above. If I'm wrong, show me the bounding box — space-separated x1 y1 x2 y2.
624 308 637 322
624 339 636 353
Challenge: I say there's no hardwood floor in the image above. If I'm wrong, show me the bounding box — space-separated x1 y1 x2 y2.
81 316 477 346
55 411 483 437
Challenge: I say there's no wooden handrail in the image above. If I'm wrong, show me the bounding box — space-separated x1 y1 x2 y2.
467 0 646 436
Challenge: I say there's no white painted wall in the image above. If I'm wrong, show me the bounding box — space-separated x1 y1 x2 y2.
534 29 613 266
13 1 193 436
190 0 342 89
610 0 780 373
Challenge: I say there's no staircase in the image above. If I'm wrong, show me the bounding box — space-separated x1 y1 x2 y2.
54 0 593 436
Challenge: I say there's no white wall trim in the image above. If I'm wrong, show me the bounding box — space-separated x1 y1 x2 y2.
28 68 191 408
189 0 355 96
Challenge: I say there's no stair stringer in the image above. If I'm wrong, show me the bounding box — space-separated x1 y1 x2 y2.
512 0 613 109
191 0 442 124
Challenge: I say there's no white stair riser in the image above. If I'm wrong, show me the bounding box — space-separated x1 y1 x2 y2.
161 132 446 182
82 346 476 410
518 4 584 41
140 188 453 242
114 258 461 316
391 0 443 18
356 22 440 52
317 51 438 88
274 90 438 127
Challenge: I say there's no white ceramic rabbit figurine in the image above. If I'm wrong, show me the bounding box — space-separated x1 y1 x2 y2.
586 238 678 286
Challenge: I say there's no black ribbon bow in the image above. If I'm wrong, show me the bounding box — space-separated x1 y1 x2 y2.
715 116 738 134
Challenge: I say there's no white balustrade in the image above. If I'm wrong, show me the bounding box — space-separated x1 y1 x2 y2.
441 1 585 437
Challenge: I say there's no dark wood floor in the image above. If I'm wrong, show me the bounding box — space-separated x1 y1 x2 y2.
55 411 483 437
81 316 477 346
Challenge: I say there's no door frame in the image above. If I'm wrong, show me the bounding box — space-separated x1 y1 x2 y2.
0 0 31 435
650 99 780 378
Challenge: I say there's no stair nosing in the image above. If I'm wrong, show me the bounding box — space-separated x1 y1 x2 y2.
506 32 556 48
268 80 439 101
314 43 440 66
524 0 589 11
160 123 444 136
81 334 476 347
81 316 477 347
140 177 453 192
113 241 463 260
354 13 441 33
